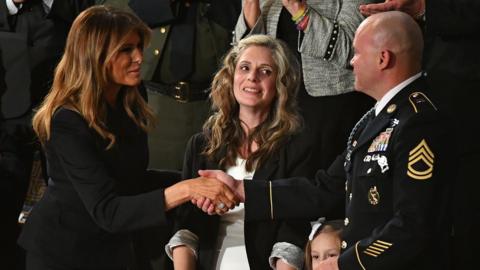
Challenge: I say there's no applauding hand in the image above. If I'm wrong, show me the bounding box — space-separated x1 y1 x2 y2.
359 0 425 19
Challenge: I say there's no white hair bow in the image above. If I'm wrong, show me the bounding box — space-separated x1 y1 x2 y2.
308 217 326 240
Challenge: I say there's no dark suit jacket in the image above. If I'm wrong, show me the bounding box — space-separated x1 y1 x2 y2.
424 0 480 153
244 77 454 270
174 132 317 269
0 0 92 118
18 90 171 268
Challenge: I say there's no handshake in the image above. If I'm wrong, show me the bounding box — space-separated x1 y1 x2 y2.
188 170 246 215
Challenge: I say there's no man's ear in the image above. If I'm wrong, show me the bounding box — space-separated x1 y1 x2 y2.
378 50 393 70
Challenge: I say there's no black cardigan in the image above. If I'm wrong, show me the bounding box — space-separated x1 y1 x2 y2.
174 132 318 269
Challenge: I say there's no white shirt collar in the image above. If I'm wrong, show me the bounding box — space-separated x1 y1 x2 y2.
375 72 422 116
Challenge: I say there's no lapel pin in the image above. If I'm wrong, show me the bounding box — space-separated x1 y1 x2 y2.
387 104 396 114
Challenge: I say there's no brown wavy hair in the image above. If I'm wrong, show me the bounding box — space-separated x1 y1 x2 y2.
33 5 155 149
203 35 302 171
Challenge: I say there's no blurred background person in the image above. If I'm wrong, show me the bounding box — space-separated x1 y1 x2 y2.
127 0 241 171
166 35 317 270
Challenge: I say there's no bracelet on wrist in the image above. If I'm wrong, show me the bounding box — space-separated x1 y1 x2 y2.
296 15 309 31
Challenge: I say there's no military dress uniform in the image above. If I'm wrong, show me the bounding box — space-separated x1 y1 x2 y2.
244 76 454 270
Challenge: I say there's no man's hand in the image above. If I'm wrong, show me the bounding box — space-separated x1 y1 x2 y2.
359 0 425 19
190 170 246 215
198 169 245 202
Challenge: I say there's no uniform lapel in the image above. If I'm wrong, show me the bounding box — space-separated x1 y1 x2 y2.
352 112 391 154
352 76 424 154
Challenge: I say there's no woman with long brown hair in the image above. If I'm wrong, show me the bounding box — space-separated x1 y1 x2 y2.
166 35 317 270
18 6 235 270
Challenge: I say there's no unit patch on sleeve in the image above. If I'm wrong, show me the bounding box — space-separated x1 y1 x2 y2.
407 139 434 180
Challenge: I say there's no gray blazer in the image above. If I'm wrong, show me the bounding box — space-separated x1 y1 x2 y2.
234 0 375 97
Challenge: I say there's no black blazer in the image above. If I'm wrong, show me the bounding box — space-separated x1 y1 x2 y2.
174 132 317 270
244 77 454 270
18 93 171 268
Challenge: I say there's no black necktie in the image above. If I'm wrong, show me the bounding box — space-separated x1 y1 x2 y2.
169 1 197 81
345 107 375 162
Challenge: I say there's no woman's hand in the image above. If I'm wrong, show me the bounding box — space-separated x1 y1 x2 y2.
190 170 245 215
282 0 307 17
164 176 237 211
243 0 261 29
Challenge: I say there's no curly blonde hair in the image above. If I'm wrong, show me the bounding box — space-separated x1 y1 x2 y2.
203 35 302 171
33 5 155 148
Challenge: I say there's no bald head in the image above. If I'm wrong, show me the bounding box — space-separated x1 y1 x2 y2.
350 11 424 99
358 11 423 67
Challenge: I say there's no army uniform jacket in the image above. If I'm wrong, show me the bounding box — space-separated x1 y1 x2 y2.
244 77 454 269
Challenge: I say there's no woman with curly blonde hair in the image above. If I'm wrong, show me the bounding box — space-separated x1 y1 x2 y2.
167 34 317 270
19 6 236 270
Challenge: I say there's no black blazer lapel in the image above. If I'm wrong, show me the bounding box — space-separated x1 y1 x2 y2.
252 153 279 182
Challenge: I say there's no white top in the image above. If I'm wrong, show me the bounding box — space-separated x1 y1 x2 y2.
215 158 254 270
375 72 422 116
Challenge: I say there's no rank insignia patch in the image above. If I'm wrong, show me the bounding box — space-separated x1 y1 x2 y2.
407 139 434 180
364 240 393 258
367 128 393 153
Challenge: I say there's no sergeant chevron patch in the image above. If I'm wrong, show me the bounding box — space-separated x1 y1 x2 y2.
407 139 434 180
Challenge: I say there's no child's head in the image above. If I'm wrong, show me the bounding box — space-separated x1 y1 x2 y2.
304 219 344 270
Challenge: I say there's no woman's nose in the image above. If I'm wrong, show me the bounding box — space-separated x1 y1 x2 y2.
247 70 257 81
133 49 143 64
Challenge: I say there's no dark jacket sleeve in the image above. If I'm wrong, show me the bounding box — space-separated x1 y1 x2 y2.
244 151 346 221
272 136 320 248
50 109 168 233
